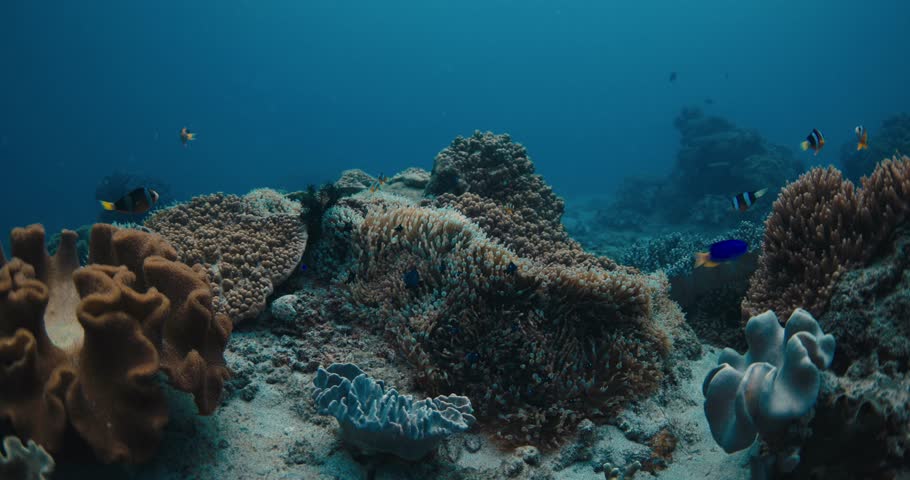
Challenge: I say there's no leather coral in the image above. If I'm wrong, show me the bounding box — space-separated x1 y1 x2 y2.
0 224 231 463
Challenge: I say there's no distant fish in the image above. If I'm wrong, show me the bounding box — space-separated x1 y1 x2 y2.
394 224 404 233
403 267 420 289
800 128 825 155
669 71 677 83
300 263 308 272
704 97 714 105
179 127 196 147
855 125 869 150
730 188 768 212
465 352 480 364
706 161 731 168
99 187 159 214
695 239 748 268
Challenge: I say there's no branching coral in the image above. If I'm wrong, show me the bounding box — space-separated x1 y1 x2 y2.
743 156 910 319
322 198 670 446
312 363 476 461
145 189 307 323
0 224 231 463
0 436 54 480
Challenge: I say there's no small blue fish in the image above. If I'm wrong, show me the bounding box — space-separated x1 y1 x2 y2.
403 268 420 289
465 352 480 364
695 239 748 268
506 262 518 275
300 263 308 272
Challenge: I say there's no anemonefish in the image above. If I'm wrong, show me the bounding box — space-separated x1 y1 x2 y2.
730 188 768 212
180 127 196 146
855 126 869 150
369 174 387 193
695 239 748 268
99 187 160 214
800 128 825 155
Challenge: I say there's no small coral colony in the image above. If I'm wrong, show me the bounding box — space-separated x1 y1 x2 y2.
2 109 909 480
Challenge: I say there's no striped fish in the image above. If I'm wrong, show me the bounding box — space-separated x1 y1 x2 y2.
855 125 869 150
800 128 825 155
730 188 768 212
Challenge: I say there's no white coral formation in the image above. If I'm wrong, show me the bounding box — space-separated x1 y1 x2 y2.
0 436 55 480
703 309 835 455
312 363 476 461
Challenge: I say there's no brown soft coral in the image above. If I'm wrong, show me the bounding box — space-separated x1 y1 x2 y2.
145 190 307 323
743 156 910 320
0 224 231 463
333 202 669 446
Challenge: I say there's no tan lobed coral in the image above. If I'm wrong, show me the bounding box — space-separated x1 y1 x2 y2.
145 189 307 323
0 224 231 463
743 156 910 320
326 198 672 446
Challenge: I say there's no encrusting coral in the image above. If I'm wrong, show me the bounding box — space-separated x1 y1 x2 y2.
312 363 476 461
0 224 231 463
145 189 307 323
743 156 910 320
316 193 674 446
0 436 54 480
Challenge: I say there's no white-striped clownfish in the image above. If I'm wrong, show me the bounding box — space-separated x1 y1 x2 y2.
99 187 159 214
800 128 825 155
730 188 768 212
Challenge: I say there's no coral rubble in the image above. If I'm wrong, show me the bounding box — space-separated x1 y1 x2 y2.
0 224 231 463
145 189 307 323
312 363 476 461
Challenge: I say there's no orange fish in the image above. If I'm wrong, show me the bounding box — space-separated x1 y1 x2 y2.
369 174 387 193
855 125 868 150
180 127 196 147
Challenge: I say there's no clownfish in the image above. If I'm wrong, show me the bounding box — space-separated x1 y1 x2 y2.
855 126 869 150
369 174 387 193
180 127 196 147
99 187 160 214
695 239 748 268
800 128 825 155
730 188 768 212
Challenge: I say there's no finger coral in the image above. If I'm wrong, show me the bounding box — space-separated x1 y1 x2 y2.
312 363 476 461
325 198 671 446
743 156 910 319
0 224 231 463
145 189 307 323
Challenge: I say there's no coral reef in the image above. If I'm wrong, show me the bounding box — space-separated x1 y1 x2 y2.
333 169 376 196
145 189 307 323
0 436 54 480
792 368 910 479
597 107 803 230
841 113 910 181
743 156 910 319
317 194 675 446
703 309 834 463
312 363 476 461
0 224 231 463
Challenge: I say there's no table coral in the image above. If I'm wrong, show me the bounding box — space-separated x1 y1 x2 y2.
145 189 307 323
321 198 671 446
0 224 231 463
0 436 54 480
743 156 910 320
312 363 476 461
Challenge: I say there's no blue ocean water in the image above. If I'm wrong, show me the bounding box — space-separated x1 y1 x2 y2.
1 0 908 248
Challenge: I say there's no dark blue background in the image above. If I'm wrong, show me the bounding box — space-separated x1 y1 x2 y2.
2 0 908 247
